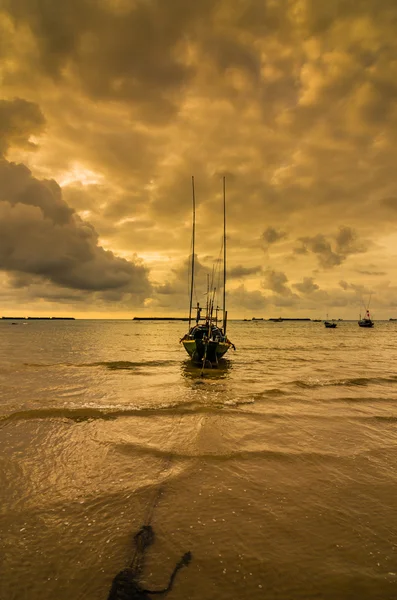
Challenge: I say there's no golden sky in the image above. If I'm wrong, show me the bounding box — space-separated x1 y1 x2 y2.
1 0 397 318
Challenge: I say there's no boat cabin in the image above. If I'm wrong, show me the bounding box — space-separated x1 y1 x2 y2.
188 323 225 342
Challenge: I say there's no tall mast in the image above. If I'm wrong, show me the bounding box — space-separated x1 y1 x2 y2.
188 176 196 329
222 176 227 333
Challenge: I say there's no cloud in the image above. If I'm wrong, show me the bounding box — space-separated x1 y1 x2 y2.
228 284 267 311
262 268 292 296
261 226 287 248
295 227 369 269
357 270 386 276
380 197 397 211
0 158 151 299
295 234 343 268
0 98 45 154
2 0 214 123
339 280 372 296
227 264 262 279
293 277 320 294
2 0 397 317
335 226 368 255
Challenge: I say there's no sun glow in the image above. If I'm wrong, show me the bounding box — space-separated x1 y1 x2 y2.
59 165 103 188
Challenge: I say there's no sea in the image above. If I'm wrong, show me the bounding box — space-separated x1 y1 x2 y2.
0 319 396 600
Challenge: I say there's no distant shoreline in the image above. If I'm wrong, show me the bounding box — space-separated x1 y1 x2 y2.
1 316 75 320
133 317 189 321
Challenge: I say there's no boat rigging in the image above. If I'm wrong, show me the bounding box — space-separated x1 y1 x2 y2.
180 176 235 368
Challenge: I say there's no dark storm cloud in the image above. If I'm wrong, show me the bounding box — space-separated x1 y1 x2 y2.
2 0 397 317
0 98 45 154
0 158 151 297
2 0 214 121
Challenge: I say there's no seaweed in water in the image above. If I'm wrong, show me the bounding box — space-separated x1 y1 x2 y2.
107 525 192 599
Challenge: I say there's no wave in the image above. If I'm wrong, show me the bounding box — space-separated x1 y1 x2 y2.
292 375 397 389
0 397 256 424
23 359 177 370
111 442 343 462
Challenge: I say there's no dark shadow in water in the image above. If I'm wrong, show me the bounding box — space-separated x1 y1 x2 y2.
180 358 233 381
107 525 191 599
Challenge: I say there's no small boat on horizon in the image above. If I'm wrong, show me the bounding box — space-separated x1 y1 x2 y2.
358 309 374 328
324 314 337 328
358 295 374 328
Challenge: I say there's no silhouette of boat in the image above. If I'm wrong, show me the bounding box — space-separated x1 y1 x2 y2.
180 177 235 367
358 295 374 328
358 310 374 327
324 314 337 328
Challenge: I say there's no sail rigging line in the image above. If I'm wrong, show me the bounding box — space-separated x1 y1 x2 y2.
366 292 372 313
222 175 227 334
187 235 193 301
188 176 196 330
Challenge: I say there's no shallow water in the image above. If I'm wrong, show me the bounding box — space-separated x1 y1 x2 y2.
0 319 396 599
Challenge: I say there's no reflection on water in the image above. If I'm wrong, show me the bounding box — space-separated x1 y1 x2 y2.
180 358 233 381
0 320 397 600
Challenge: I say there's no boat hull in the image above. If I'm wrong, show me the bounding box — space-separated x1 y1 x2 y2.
182 339 231 364
358 320 374 328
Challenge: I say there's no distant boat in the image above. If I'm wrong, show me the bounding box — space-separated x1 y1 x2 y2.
269 317 283 322
358 295 374 328
180 176 235 367
358 309 374 328
324 314 337 328
312 319 321 322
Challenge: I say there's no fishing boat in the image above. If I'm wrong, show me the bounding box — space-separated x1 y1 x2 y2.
358 295 374 328
180 176 235 367
358 309 374 328
324 314 337 328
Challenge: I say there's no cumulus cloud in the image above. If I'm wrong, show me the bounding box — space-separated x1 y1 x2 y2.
295 234 342 268
293 277 320 294
295 227 369 269
0 158 151 299
261 226 287 249
262 269 292 296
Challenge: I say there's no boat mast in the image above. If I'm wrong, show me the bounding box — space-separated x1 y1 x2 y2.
222 176 227 334
367 292 372 319
188 176 196 330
